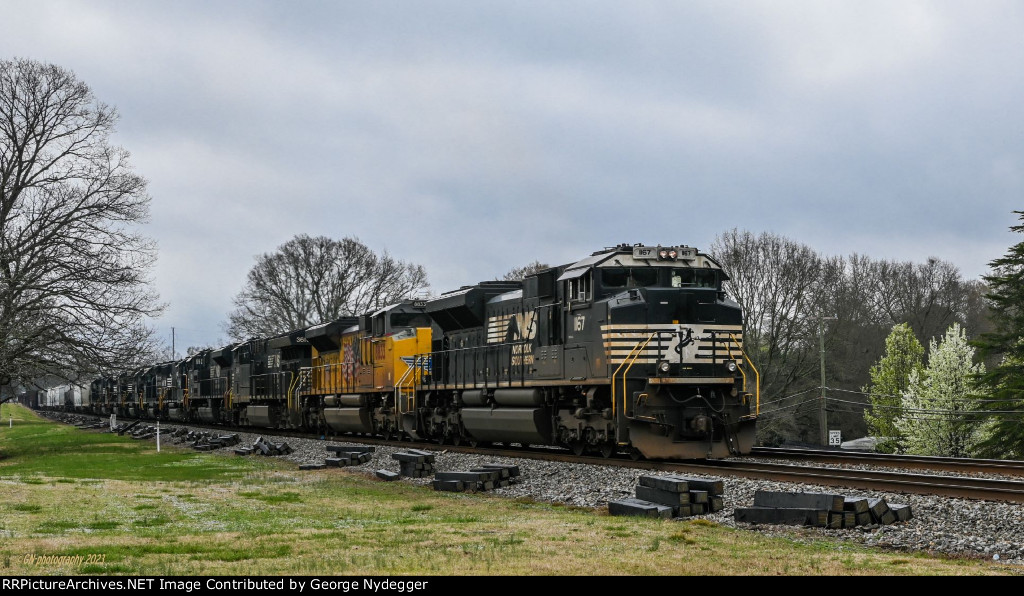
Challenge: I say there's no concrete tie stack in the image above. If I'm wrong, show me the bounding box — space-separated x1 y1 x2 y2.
432 463 520 493
391 449 436 478
608 475 726 519
324 444 375 467
236 436 293 457
734 490 913 528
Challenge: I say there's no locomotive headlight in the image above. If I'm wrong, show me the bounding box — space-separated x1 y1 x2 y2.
668 249 677 259
658 248 669 259
658 360 671 374
726 361 738 373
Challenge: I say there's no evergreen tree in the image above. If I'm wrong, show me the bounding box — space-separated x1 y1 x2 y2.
862 323 924 453
971 210 1024 458
898 323 985 457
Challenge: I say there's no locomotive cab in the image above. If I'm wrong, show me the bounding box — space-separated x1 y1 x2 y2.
559 244 756 458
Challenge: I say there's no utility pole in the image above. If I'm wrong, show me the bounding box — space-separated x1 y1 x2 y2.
819 314 837 446
172 327 175 360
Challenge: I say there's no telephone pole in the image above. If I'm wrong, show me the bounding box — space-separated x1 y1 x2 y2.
172 327 175 360
818 314 837 446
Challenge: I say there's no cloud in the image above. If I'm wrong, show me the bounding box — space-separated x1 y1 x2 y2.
3 1 1022 346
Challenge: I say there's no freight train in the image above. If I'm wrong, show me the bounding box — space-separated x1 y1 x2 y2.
33 243 760 460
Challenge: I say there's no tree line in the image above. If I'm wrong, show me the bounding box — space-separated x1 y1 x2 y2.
710 223 1024 459
709 229 990 449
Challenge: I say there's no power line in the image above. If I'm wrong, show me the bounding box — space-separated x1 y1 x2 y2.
827 386 1024 404
755 397 821 415
758 387 819 406
827 396 1024 415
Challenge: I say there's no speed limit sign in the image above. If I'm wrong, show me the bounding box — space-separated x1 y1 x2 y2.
829 430 841 446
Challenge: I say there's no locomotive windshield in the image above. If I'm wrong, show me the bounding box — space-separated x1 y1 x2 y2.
600 267 718 290
390 312 432 329
671 268 718 288
601 268 659 288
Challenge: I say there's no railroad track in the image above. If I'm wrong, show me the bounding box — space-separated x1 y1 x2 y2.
45 411 1024 504
751 446 1024 477
438 444 1024 504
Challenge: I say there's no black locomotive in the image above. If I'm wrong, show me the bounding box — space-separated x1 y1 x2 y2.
42 243 759 460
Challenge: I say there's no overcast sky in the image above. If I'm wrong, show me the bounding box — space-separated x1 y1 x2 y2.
3 1 1022 351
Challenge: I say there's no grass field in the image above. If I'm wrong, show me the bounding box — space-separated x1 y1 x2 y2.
0 403 1017 576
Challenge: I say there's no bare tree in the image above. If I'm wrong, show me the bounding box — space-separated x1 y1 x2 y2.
869 257 968 344
0 58 163 389
711 229 824 397
224 235 429 341
500 260 550 281
711 230 830 444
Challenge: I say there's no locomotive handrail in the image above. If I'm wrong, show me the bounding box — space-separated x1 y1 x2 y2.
415 340 529 392
727 333 760 415
620 333 657 420
308 361 347 396
394 357 419 416
286 372 299 413
610 332 657 438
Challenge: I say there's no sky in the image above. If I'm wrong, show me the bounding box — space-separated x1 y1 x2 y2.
3 1 1023 352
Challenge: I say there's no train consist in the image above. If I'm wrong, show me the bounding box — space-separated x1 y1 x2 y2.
27 243 759 459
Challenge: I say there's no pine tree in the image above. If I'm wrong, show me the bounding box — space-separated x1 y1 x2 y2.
862 323 924 453
898 323 985 457
971 210 1024 458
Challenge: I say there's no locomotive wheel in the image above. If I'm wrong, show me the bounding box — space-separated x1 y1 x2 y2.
599 443 614 458
628 448 643 461
571 442 585 457
451 433 462 446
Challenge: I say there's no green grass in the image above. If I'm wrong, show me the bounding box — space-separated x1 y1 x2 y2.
238 490 303 504
0 404 269 482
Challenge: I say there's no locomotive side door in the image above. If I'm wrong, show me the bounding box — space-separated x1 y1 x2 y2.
562 269 594 380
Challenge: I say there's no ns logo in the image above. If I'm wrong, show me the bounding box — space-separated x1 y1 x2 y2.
503 311 538 342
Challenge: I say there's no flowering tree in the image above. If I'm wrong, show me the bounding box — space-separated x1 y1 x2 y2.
898 323 985 457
